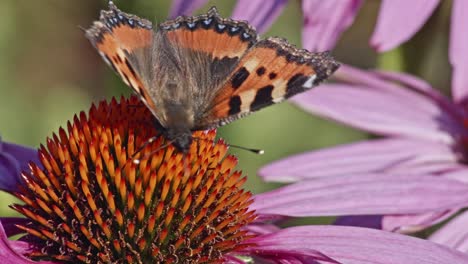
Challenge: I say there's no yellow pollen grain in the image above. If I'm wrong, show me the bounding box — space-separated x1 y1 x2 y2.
115 210 124 227
137 203 145 222
93 210 104 227
135 178 142 197
189 225 204 240
170 189 181 207
178 215 190 233
181 195 192 214
113 239 121 253
102 222 112 239
164 208 175 227
79 149 88 169
46 186 59 204
194 208 207 225
138 238 146 251
127 192 135 211
155 202 164 220
52 205 66 221
36 198 52 214
159 229 168 243
147 215 156 233
161 179 170 201
106 192 116 213
174 237 185 249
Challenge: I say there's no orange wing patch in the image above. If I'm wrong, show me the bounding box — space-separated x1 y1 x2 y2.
202 37 339 128
86 2 156 110
161 7 257 60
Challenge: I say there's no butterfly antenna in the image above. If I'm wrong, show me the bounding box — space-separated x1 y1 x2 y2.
192 137 264 155
132 139 175 165
120 133 162 171
228 144 265 155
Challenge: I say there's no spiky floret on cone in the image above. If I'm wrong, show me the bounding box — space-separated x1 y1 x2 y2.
12 96 257 263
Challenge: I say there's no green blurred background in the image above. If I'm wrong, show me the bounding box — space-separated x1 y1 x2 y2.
0 0 453 223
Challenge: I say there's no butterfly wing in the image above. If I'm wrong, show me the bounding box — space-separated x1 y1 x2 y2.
144 7 258 127
195 37 340 129
85 2 158 113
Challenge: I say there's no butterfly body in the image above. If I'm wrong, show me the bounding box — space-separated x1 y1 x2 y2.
86 2 339 152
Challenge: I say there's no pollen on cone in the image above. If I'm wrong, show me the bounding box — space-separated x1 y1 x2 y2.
12 96 257 263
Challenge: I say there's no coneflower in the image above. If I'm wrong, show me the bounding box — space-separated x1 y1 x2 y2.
1 96 467 263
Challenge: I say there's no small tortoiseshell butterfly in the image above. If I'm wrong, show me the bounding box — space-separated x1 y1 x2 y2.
86 1 339 153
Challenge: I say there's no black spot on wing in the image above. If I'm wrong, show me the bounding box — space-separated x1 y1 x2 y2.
228 96 242 115
104 54 118 73
251 85 274 111
125 58 137 79
268 72 277 80
286 73 309 98
231 67 250 89
256 67 266 76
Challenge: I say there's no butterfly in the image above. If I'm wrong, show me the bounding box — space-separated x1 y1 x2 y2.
86 1 340 153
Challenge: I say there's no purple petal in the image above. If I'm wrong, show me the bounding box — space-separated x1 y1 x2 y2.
0 141 38 193
223 255 245 264
244 225 468 264
0 218 30 237
334 215 383 229
450 0 468 105
302 0 362 51
231 0 287 34
382 210 457 233
442 168 468 183
0 220 56 264
244 224 281 235
373 70 464 119
370 0 439 51
252 174 468 217
293 66 461 142
334 211 457 233
169 0 208 18
430 210 468 252
260 138 457 182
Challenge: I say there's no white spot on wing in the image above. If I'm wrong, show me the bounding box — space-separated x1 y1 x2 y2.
240 89 257 112
303 75 317 89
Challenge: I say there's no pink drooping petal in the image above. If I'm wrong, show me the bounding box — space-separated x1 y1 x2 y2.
450 0 468 105
259 138 457 182
370 0 440 51
293 66 461 143
382 210 457 233
430 210 468 253
301 0 362 51
442 168 468 183
231 0 287 34
251 174 468 217
169 0 208 18
0 220 56 264
243 225 468 264
242 229 338 263
373 70 464 119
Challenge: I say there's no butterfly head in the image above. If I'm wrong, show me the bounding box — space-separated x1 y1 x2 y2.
165 128 193 153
